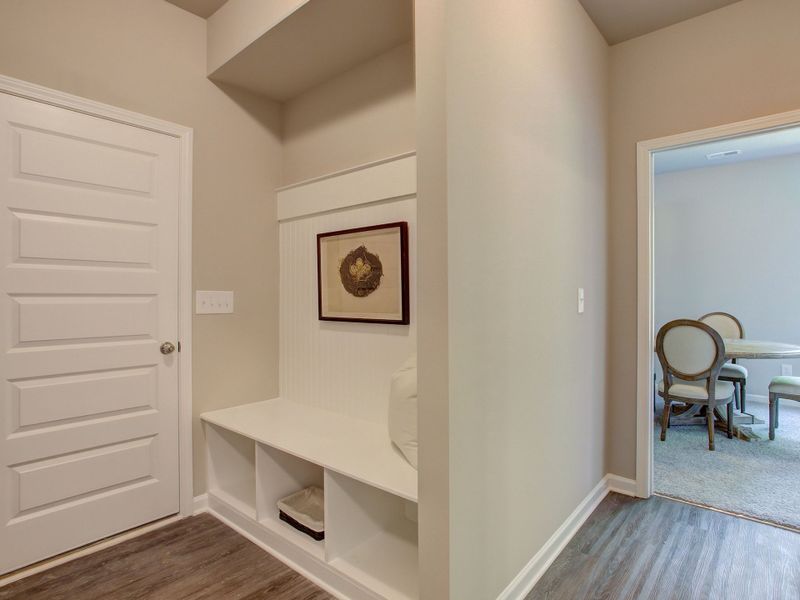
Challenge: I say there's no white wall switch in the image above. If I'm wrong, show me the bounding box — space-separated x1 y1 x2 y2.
577 287 585 314
196 290 234 314
782 364 793 376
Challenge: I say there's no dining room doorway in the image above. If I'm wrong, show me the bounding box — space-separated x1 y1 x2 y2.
636 109 800 530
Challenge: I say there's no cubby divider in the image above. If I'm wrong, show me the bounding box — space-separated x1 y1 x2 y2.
205 423 256 519
256 443 325 558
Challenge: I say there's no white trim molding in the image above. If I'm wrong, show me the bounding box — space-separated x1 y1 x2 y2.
0 74 194 517
606 474 638 497
193 494 209 515
636 107 800 499
276 152 416 221
496 474 636 600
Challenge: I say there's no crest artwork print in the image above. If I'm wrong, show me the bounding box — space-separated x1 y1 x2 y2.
317 222 409 324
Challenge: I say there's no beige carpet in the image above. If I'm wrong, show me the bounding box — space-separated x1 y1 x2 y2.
654 399 800 530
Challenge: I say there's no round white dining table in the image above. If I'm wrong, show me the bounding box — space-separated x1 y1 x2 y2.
724 339 800 360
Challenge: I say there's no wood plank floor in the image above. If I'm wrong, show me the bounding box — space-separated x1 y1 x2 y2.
0 513 333 600
527 493 800 600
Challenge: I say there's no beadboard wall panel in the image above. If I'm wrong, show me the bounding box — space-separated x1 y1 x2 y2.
279 197 416 424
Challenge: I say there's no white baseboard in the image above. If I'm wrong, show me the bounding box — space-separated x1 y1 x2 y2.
496 473 637 600
193 493 208 515
606 474 637 497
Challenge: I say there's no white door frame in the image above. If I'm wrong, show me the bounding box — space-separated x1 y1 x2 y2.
0 74 195 516
635 108 800 498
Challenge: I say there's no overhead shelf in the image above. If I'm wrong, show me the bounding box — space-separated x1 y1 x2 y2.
207 0 413 101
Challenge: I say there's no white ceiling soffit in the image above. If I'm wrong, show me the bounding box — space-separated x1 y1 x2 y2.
579 0 742 45
655 125 800 174
208 0 412 102
166 0 228 19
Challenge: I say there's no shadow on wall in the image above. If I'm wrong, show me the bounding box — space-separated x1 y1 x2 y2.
281 41 415 140
212 81 283 139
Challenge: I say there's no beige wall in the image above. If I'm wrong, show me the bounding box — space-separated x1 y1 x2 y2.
0 0 282 495
414 1 450 598
608 0 800 478
419 1 609 597
281 42 415 185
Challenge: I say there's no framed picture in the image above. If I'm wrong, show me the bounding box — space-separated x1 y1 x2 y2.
317 222 409 324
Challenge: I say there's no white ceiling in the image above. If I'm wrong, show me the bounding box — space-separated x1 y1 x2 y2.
166 0 227 19
655 126 800 174
579 0 742 45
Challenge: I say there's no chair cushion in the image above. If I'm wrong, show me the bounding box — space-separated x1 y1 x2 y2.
769 376 800 397
719 363 747 380
658 380 735 401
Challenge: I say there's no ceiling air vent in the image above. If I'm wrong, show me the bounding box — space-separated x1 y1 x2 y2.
706 149 742 160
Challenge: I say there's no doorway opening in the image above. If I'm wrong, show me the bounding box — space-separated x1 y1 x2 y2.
636 110 800 531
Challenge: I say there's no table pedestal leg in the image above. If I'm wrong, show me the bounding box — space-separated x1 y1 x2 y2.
666 403 760 429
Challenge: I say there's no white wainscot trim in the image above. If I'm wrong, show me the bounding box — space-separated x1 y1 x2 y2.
496 473 637 600
276 152 416 221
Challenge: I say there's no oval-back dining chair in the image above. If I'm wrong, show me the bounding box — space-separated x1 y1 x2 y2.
699 312 748 412
657 319 736 450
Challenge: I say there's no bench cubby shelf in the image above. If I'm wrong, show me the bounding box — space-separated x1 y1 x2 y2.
202 398 418 600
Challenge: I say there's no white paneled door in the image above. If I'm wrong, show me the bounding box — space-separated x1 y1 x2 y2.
0 93 181 574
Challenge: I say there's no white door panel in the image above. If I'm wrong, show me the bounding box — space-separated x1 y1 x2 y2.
14 295 158 344
0 92 180 574
14 211 157 266
4 411 159 466
16 126 155 194
14 437 155 512
14 367 157 428
4 179 160 223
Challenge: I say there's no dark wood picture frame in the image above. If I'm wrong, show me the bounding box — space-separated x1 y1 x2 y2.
317 222 410 325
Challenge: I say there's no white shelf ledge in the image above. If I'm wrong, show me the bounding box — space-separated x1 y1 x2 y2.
201 398 417 502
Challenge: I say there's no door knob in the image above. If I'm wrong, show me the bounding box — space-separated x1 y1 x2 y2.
160 341 176 355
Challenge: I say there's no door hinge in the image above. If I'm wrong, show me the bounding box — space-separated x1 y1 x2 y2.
177 341 182 352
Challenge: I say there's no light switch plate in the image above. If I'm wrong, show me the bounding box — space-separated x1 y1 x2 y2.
782 364 793 376
577 287 585 314
196 290 234 314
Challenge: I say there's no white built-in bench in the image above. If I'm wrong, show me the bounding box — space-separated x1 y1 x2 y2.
201 398 418 600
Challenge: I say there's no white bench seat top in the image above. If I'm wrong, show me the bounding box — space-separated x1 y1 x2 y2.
201 398 418 502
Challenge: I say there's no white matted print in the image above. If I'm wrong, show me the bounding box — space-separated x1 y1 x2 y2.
317 222 409 324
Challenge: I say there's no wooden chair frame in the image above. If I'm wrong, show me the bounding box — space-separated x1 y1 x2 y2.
657 319 735 450
769 389 800 440
698 311 745 339
699 311 747 412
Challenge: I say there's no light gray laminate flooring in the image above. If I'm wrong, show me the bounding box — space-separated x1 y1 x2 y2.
0 513 332 600
528 493 800 599
5 494 798 599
